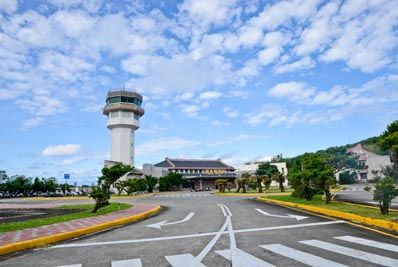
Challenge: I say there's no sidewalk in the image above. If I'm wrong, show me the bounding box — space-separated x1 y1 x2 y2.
0 203 160 255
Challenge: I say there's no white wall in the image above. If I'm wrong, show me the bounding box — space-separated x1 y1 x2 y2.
110 127 134 166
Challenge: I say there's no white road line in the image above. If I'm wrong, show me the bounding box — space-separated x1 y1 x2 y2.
195 211 229 261
167 204 230 266
111 258 142 267
261 244 348 267
334 236 398 252
146 212 195 229
256 208 308 221
165 253 205 267
50 221 345 249
217 204 227 217
216 248 275 267
300 240 398 267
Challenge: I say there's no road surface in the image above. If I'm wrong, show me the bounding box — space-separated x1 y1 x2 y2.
334 184 398 209
1 192 397 266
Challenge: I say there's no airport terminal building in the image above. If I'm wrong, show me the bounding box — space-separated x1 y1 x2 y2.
152 158 236 190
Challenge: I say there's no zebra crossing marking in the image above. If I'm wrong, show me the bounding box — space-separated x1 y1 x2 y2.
300 239 398 267
260 244 348 267
216 248 275 267
111 258 142 267
54 235 398 267
334 236 398 252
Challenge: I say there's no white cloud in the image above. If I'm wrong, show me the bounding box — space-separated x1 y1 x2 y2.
179 0 238 28
274 56 315 73
268 82 315 103
54 156 87 166
178 104 200 117
208 134 265 146
127 54 236 96
257 31 285 66
199 91 222 100
0 0 18 14
136 137 200 156
294 1 340 56
17 95 66 116
42 144 81 156
319 0 398 72
21 117 44 130
223 107 240 118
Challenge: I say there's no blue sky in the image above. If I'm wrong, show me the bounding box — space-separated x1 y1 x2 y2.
0 0 397 185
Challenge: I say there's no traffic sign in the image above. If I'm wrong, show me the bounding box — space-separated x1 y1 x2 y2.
64 174 70 179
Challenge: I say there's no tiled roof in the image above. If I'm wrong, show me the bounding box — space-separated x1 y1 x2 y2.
347 144 364 155
155 158 235 170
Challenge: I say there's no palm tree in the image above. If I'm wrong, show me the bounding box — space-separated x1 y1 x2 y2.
272 171 285 192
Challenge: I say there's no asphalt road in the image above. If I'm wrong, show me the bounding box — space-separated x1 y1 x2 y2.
1 193 398 267
334 184 398 209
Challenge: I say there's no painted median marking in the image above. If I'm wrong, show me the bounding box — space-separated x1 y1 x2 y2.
146 212 195 229
255 208 308 221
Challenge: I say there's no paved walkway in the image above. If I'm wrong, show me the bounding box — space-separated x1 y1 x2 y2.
0 203 157 247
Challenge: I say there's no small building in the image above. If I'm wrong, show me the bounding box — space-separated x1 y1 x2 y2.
347 144 392 182
152 158 236 190
234 161 288 186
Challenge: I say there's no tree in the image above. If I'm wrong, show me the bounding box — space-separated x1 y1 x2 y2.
114 180 125 195
44 177 57 192
236 173 251 193
288 153 335 203
32 177 44 193
61 183 70 194
255 163 278 193
124 179 138 195
216 179 228 193
144 175 158 193
378 120 398 174
373 177 398 214
89 163 131 213
272 171 286 192
339 170 356 184
158 172 185 191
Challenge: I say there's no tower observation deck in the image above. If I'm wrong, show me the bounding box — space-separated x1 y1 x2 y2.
103 90 144 167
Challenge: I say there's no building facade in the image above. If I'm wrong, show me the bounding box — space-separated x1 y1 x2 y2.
234 161 288 186
153 158 236 190
103 90 144 167
347 144 392 181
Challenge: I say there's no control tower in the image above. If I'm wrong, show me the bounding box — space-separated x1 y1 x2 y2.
103 90 144 167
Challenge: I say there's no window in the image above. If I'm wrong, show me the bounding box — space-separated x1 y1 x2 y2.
122 111 133 118
110 111 119 118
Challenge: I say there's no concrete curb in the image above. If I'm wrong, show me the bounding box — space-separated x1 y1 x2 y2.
257 197 398 233
0 205 161 256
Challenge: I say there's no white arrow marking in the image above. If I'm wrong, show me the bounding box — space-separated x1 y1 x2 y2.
256 208 308 221
146 212 195 229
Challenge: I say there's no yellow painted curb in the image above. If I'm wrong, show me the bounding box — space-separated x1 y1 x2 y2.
0 205 161 256
257 198 398 233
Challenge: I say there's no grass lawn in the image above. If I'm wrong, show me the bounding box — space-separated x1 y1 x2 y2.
261 195 398 222
0 202 131 233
